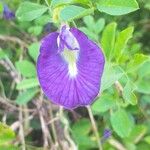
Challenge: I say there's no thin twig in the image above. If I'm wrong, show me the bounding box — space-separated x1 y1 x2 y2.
87 105 103 150
23 105 30 133
0 96 18 111
19 107 26 150
39 109 49 148
60 107 77 150
109 139 127 150
0 96 35 112
0 35 28 48
48 103 58 144
11 109 37 131
0 59 20 83
36 97 53 149
47 117 59 125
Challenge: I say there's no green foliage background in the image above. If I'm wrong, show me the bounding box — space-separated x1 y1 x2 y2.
0 0 150 149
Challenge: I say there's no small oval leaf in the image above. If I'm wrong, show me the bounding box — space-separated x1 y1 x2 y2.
16 2 48 21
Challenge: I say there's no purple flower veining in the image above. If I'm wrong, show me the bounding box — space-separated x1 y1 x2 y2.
3 4 15 20
37 25 105 109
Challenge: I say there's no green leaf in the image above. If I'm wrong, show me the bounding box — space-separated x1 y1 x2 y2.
79 27 98 41
128 125 147 142
0 50 7 59
110 109 133 137
73 134 96 150
144 136 150 145
138 61 150 78
135 79 150 94
28 26 43 36
72 119 91 135
15 88 39 105
101 22 117 59
137 142 150 150
127 54 149 72
73 0 91 5
60 5 94 21
0 122 15 145
16 60 36 77
122 80 137 105
145 3 150 10
97 0 139 16
28 42 40 62
51 0 91 8
141 95 150 104
92 93 116 113
79 16 105 41
83 16 105 35
125 143 136 150
35 15 51 26
83 15 95 31
16 2 48 21
51 0 72 8
71 118 96 149
101 63 124 92
16 78 39 90
114 26 134 60
0 3 3 13
94 18 105 34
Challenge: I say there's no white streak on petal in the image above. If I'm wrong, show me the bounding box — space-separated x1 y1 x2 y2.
57 36 60 47
61 49 79 78
68 62 78 77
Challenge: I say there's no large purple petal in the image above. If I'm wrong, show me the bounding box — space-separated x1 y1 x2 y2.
37 28 105 109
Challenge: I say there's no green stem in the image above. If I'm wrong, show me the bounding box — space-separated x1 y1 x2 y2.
72 21 77 27
87 105 103 150
44 0 52 17
45 0 50 7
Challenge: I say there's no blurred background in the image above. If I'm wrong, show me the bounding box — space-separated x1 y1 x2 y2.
0 0 150 150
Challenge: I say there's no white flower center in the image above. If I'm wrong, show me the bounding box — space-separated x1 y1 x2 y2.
61 49 79 78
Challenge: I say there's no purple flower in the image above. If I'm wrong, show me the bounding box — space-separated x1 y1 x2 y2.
3 4 15 20
103 129 112 139
37 25 105 109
